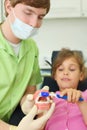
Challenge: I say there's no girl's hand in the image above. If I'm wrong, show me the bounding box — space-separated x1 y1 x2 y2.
60 88 82 103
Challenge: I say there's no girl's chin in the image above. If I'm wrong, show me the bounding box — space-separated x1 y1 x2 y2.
61 86 71 89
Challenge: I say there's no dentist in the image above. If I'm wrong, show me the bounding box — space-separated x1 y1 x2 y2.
0 0 53 130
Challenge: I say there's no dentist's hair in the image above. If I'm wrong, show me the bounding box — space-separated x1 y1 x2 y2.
5 0 50 16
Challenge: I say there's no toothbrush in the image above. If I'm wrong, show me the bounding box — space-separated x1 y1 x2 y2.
40 91 84 101
56 94 84 101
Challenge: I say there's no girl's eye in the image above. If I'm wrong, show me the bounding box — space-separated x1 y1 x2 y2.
58 68 63 71
69 68 76 71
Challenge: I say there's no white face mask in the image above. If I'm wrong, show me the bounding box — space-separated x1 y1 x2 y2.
10 10 39 40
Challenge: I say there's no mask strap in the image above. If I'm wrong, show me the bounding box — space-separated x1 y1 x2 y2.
12 9 16 19
7 9 16 26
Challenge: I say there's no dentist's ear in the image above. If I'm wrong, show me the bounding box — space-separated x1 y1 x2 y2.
4 0 12 16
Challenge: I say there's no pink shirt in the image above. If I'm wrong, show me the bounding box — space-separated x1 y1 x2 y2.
45 90 87 130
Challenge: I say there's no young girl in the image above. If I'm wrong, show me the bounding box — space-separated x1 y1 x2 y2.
45 48 87 130
0 0 51 130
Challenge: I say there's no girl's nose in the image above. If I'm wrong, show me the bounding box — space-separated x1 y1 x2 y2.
63 70 69 75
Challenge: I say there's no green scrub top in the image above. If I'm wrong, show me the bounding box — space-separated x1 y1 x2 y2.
0 30 42 122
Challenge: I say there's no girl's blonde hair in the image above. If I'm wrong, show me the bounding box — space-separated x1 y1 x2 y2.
52 48 87 81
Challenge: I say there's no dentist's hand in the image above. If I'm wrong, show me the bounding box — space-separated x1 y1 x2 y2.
18 103 55 130
21 94 34 115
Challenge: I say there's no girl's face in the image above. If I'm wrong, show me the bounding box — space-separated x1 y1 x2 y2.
54 58 83 91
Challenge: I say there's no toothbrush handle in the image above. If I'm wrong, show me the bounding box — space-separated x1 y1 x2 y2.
56 94 84 101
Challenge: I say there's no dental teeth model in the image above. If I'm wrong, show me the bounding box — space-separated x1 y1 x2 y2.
34 90 51 111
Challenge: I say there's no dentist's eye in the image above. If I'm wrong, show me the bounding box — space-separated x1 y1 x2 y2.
25 12 32 16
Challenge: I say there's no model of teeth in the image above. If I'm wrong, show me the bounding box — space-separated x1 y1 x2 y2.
34 88 51 111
